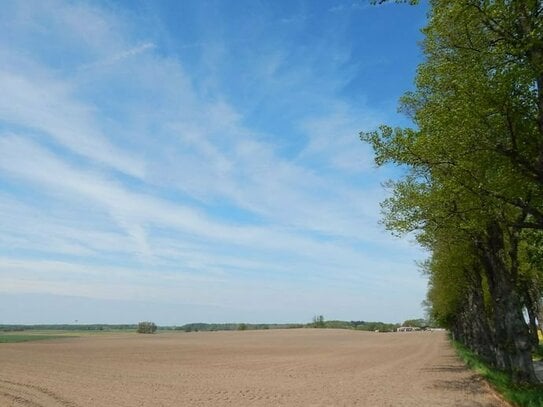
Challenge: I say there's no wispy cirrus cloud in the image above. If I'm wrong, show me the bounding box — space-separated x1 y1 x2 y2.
0 71 145 178
0 0 427 323
79 42 156 70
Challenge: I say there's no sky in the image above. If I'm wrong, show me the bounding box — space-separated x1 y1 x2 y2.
0 0 429 325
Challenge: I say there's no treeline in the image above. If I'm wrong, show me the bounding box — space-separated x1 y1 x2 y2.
177 320 420 332
362 1 543 384
330 320 401 332
0 320 417 333
175 323 304 332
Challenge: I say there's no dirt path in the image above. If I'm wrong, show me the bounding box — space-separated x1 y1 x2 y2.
0 329 508 406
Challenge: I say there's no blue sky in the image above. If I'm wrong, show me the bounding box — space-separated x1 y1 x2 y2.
0 0 429 325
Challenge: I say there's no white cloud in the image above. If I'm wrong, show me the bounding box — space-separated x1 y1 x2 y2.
80 42 156 70
0 136 336 252
0 71 145 177
0 0 427 320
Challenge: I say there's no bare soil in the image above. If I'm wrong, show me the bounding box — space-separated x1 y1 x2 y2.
0 329 509 406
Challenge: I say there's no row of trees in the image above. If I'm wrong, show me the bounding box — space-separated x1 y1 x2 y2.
363 0 543 384
176 323 304 332
310 318 423 331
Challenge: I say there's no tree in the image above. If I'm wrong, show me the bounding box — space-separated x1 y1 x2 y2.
137 321 157 334
312 315 325 328
361 0 543 384
520 229 543 343
402 318 427 328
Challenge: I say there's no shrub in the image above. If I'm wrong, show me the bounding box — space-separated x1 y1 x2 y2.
137 321 157 334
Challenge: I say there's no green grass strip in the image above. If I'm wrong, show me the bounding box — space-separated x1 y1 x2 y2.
452 340 543 407
0 334 74 343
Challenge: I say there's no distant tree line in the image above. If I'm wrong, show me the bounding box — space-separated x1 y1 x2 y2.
1 320 419 334
311 319 425 332
175 319 417 332
176 323 304 332
0 323 283 333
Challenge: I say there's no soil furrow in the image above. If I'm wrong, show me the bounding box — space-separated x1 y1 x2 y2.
0 329 509 406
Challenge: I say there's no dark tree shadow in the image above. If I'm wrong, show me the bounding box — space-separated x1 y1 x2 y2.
422 364 471 373
430 374 485 396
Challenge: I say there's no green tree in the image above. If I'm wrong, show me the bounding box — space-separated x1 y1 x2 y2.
312 315 325 328
402 318 427 328
362 0 543 384
519 229 543 344
137 321 157 334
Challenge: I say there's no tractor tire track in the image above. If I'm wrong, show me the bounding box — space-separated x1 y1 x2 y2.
0 379 77 407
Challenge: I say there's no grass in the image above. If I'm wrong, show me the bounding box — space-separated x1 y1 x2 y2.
452 340 543 407
0 328 142 344
0 334 72 343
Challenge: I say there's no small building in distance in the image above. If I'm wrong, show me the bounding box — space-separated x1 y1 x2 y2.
396 326 421 332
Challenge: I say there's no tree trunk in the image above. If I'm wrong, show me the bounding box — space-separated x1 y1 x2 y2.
481 222 537 384
464 266 496 365
522 282 541 351
526 304 540 352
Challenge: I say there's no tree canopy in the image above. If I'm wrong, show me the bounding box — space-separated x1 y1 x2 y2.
362 0 543 384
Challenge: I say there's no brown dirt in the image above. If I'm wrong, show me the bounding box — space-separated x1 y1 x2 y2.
0 329 509 406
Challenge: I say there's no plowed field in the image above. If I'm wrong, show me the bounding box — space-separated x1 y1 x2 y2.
0 329 508 406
